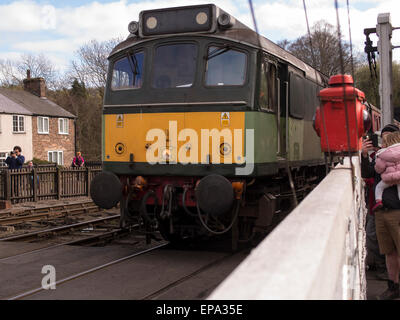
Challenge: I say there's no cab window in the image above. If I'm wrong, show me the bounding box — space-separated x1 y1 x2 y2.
111 51 144 90
152 43 198 88
205 46 247 86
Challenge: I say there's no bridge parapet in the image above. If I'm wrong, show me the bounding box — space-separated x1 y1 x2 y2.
210 157 367 300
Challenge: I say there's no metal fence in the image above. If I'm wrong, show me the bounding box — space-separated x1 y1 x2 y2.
0 166 102 203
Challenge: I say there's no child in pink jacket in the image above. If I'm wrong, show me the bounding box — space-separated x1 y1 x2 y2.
374 131 400 211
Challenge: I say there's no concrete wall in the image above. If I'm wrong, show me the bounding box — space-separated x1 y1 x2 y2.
209 157 367 300
0 114 33 162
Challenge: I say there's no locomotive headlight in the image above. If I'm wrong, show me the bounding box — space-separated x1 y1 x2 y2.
146 16 157 29
128 21 139 34
162 148 171 160
196 12 208 25
220 143 232 156
160 147 176 161
218 13 235 29
115 143 125 155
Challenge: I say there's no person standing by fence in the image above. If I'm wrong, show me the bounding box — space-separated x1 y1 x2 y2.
5 146 25 199
27 161 39 193
72 152 84 168
5 146 25 169
361 125 399 281
362 125 400 300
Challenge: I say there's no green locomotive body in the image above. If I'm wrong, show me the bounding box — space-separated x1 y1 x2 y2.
91 4 329 244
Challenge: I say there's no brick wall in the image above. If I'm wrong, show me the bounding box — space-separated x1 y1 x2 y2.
23 77 46 98
32 116 75 165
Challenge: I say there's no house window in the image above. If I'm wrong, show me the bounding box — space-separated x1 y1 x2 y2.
48 151 63 165
13 115 25 133
58 118 69 134
38 117 49 134
0 152 8 167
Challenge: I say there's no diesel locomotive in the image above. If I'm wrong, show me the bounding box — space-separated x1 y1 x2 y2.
91 4 335 245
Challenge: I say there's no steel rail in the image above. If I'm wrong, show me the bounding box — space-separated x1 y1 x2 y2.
0 205 101 225
0 224 138 263
7 242 169 300
140 251 242 300
0 215 120 241
0 200 95 218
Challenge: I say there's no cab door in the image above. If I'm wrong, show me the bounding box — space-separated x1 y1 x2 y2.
277 63 288 159
259 56 287 160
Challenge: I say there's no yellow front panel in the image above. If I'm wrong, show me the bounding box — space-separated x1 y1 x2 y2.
104 112 245 164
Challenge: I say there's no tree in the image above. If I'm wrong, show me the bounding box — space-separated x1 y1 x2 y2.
0 59 20 87
354 63 379 107
278 20 356 77
48 80 102 161
18 53 58 87
0 39 123 160
354 62 400 121
70 38 121 90
0 53 60 89
71 78 87 98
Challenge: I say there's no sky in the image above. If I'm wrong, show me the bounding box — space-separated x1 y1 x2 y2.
0 0 399 74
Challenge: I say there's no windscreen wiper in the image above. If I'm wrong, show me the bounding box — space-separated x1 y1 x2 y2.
204 45 231 61
126 52 140 85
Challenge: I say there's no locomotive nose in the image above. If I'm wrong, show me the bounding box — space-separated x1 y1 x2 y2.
195 174 234 216
90 171 122 209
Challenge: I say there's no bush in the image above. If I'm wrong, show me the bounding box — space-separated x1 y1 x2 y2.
31 158 54 165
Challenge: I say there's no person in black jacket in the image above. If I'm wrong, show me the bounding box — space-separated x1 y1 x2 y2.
5 146 25 169
362 124 400 209
361 123 400 299
362 125 399 275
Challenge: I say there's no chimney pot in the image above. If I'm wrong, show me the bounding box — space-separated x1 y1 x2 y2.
23 76 46 98
27 69 31 79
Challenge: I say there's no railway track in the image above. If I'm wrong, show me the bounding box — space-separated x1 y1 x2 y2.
7 242 169 300
0 226 132 263
0 214 120 241
4 243 247 300
140 251 237 300
0 201 102 226
0 214 130 263
0 200 121 242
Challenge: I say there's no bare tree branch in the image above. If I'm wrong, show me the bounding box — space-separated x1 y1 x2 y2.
0 59 22 87
279 20 358 77
0 53 60 89
69 38 122 89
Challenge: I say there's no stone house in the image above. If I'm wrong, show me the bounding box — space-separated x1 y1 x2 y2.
0 73 76 166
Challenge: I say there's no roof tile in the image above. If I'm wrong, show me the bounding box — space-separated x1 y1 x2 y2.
0 88 75 118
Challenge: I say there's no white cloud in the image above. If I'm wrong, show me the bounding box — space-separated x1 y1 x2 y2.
40 5 57 30
250 0 400 61
0 0 56 32
12 39 77 53
0 0 248 70
1 0 400 70
0 51 24 60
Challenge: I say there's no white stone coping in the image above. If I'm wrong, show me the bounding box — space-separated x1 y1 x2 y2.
209 157 361 300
